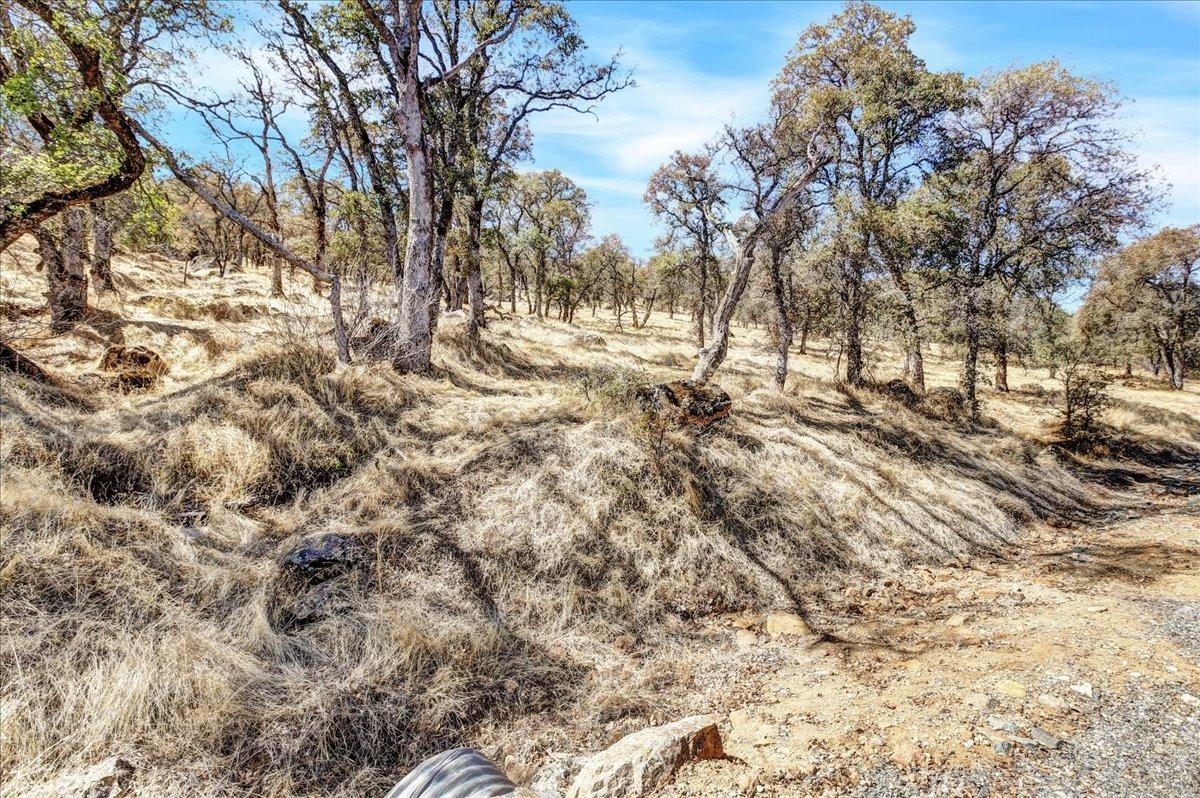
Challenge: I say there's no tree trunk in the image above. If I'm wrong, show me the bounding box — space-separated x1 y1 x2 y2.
900 304 924 391
495 250 504 313
534 251 545 320
639 289 656 329
329 274 351 364
993 335 1009 392
766 246 791 390
446 252 464 310
428 194 454 336
844 288 864 386
961 286 981 419
271 258 284 298
465 199 486 335
510 262 518 313
1163 346 1183 389
391 87 437 373
38 224 86 332
43 211 89 331
693 235 757 383
90 202 115 292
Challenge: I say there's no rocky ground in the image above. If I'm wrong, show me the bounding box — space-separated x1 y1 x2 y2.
649 465 1200 797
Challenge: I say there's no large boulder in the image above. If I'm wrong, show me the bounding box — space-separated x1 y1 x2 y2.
634 380 731 430
98 345 168 391
565 715 724 798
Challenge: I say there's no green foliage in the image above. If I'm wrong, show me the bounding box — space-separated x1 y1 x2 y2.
577 365 648 410
120 176 177 248
1081 225 1199 386
1056 343 1110 443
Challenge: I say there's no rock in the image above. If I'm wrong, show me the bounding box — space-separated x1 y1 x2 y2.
530 753 584 797
734 629 758 650
1069 682 1095 698
1027 725 1065 749
965 692 994 711
730 613 762 630
98 345 169 391
736 770 760 793
281 533 366 580
889 740 921 767
1086 605 1108 613
76 372 114 391
1037 693 1069 711
987 716 1020 734
566 715 724 798
994 679 1027 699
992 740 1013 755
764 612 814 639
289 579 348 625
634 380 731 429
1179 693 1199 706
946 612 969 627
81 757 135 798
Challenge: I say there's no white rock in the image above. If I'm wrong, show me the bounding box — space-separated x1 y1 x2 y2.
1037 693 1069 711
734 629 758 650
530 753 584 797
764 612 814 639
566 716 724 798
1070 682 1095 698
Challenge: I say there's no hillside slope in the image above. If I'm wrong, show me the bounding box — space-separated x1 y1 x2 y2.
2 246 1198 797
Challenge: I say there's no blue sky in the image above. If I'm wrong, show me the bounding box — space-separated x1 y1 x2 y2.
175 1 1200 260
525 1 1200 256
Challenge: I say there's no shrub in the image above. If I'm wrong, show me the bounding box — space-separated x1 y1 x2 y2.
1059 369 1109 442
577 365 648 410
1054 340 1111 443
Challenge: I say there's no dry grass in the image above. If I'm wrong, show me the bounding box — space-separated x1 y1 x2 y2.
2 244 1196 796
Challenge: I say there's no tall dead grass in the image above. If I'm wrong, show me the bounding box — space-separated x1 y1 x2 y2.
0 311 1136 797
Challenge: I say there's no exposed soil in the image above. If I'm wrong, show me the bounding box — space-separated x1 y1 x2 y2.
658 464 1200 797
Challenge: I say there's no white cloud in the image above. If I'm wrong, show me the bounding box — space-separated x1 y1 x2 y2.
560 173 646 200
531 45 773 175
1117 96 1200 225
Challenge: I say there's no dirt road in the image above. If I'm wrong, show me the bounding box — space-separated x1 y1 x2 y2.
666 464 1200 797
